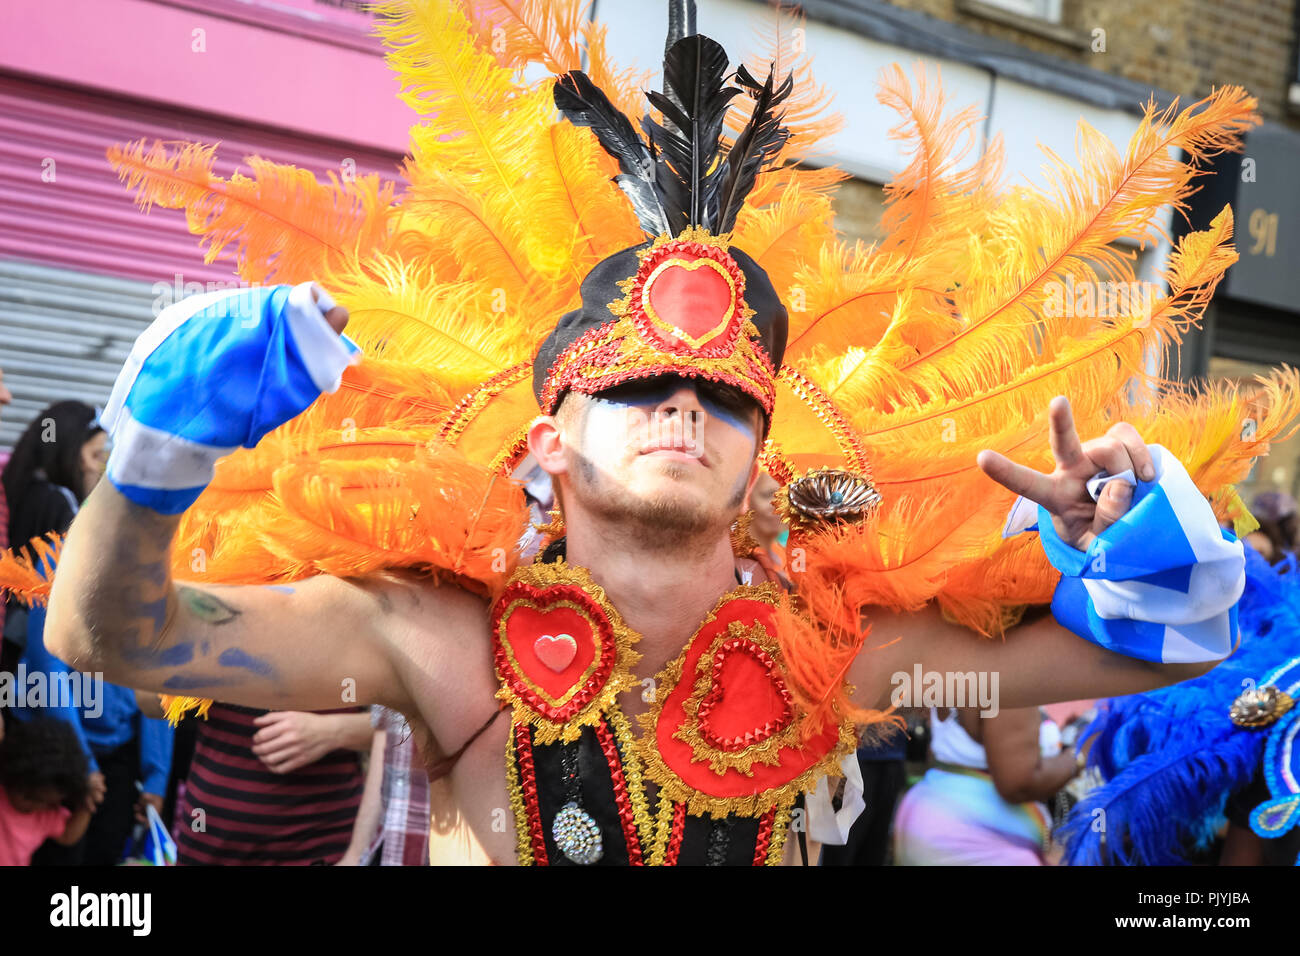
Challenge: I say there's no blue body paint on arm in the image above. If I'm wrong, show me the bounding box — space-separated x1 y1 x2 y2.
218 647 275 677
122 641 194 667
162 674 243 690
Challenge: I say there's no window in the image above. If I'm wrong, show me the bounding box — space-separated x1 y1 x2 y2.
976 0 1064 22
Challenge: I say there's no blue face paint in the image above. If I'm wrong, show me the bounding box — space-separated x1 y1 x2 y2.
218 647 275 677
697 389 754 439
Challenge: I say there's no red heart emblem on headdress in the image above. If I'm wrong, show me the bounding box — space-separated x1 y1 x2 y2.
696 636 794 751
643 257 737 349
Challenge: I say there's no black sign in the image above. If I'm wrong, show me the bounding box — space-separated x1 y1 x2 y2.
1181 121 1300 314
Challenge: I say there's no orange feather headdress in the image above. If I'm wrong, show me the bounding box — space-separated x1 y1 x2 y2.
2 0 1297 729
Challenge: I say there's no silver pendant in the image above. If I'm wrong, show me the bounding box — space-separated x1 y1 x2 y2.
552 802 604 865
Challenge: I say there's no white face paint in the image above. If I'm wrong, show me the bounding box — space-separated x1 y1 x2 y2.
559 376 763 542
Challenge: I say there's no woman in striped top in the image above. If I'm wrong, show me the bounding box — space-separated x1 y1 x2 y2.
176 704 371 866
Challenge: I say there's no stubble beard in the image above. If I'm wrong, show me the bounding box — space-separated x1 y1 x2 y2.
569 453 745 553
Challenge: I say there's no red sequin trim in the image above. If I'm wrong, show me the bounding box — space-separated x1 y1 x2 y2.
537 319 777 416
513 724 549 866
595 719 644 865
752 808 777 866
664 802 687 866
696 635 795 751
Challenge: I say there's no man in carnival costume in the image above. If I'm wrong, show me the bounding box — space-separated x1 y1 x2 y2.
5 0 1298 865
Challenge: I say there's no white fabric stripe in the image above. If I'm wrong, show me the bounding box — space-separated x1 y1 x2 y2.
106 406 233 489
102 288 241 434
1081 446 1244 629
1001 494 1038 538
1082 552 1246 624
1087 445 1234 564
1159 612 1237 664
285 281 361 394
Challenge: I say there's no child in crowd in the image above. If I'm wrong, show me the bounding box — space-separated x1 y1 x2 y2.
0 715 94 865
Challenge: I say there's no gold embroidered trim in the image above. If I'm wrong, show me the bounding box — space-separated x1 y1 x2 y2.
607 705 656 852
492 560 641 744
766 803 792 865
489 424 532 476
538 313 776 415
646 792 678 866
436 362 532 447
531 504 565 542
729 511 759 556
504 730 533 866
776 366 871 472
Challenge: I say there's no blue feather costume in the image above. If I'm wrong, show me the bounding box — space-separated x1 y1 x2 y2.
1059 546 1300 865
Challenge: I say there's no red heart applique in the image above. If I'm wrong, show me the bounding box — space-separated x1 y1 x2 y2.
696 636 794 751
643 257 736 348
534 633 577 672
493 581 617 722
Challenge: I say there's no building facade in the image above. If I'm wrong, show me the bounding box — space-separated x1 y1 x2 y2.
4 0 1296 506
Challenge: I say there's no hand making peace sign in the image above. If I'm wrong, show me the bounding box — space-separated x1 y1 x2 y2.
977 396 1157 552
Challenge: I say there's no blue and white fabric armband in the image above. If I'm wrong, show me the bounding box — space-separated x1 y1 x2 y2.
102 282 361 514
1002 444 1244 663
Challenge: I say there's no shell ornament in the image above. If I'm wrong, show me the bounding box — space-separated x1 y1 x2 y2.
784 468 882 529
1229 685 1295 728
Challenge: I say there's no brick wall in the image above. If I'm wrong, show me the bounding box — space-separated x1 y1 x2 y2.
882 0 1300 127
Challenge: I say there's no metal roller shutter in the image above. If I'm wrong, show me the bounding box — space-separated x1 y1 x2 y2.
0 259 154 450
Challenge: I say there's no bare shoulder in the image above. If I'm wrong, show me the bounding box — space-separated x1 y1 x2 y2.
352 572 496 730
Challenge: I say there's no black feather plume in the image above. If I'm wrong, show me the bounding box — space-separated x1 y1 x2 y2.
643 35 738 233
553 70 671 237
716 63 793 233
553 34 790 239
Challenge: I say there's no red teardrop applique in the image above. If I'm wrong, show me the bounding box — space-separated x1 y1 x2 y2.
642 256 736 349
695 635 794 751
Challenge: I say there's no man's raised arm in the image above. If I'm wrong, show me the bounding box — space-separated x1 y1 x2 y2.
39 281 474 716
851 396 1239 711
853 602 1215 714
44 479 428 714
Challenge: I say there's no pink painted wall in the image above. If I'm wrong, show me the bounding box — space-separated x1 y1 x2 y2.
0 0 412 154
0 73 404 285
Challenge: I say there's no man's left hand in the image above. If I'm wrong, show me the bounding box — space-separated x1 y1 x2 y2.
977 396 1156 551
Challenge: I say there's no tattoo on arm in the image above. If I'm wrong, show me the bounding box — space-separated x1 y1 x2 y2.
179 586 241 625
